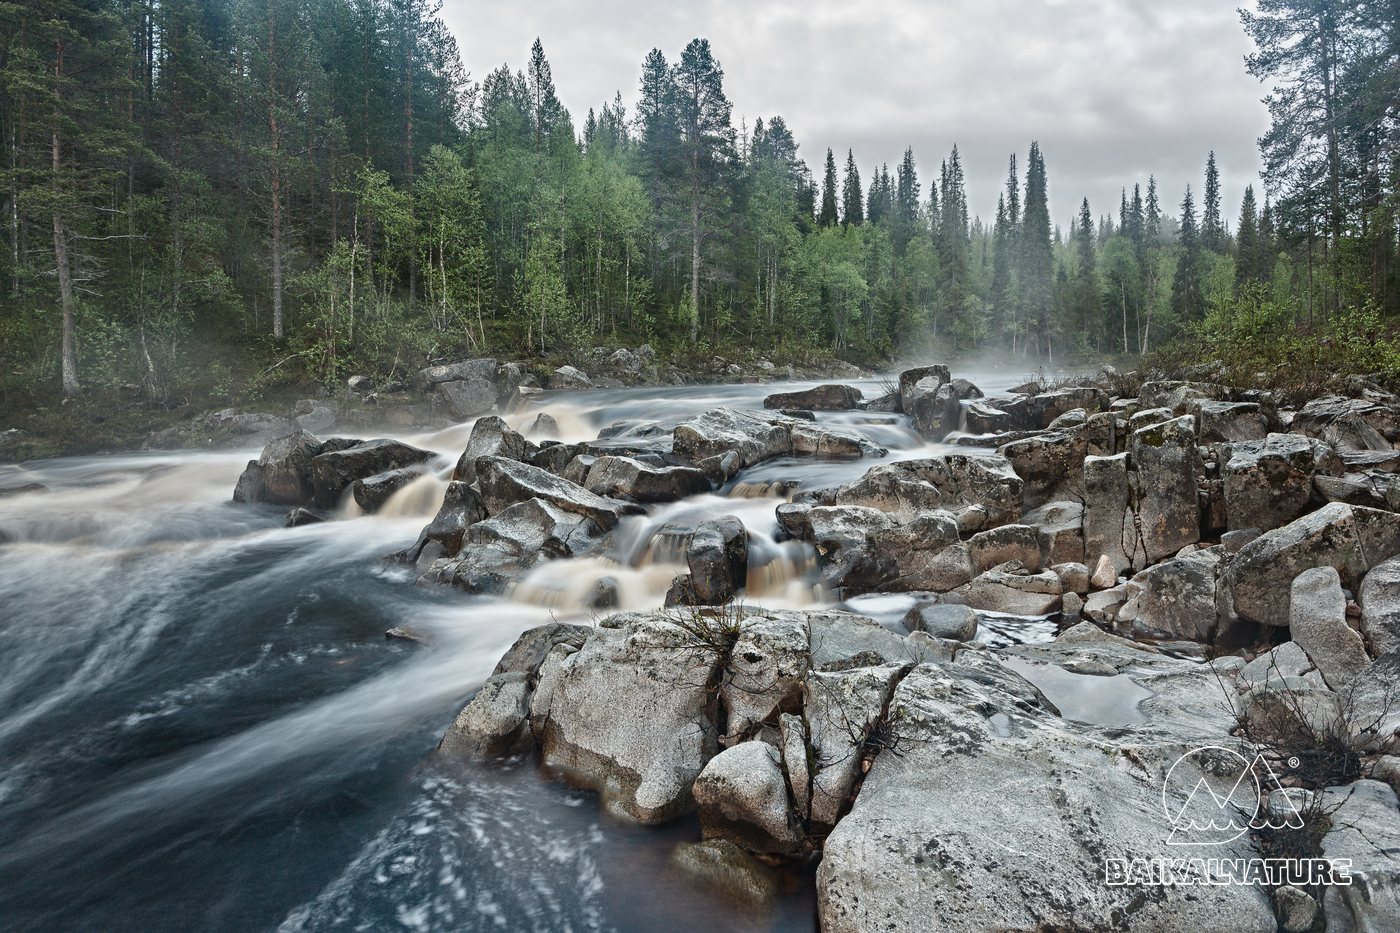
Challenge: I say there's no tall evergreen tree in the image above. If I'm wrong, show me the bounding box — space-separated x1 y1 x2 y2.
1172 185 1204 320
895 147 919 223
1235 184 1260 294
1020 142 1053 356
1202 151 1222 251
819 148 838 227
840 149 862 225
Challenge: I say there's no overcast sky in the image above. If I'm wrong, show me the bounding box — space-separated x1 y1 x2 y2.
440 0 1269 234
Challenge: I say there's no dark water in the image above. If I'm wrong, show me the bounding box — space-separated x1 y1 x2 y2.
0 367 1048 933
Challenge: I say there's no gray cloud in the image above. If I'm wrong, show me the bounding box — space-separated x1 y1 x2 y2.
442 0 1270 230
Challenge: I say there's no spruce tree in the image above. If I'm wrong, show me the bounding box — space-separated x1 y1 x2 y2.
841 149 863 225
1202 151 1222 251
1172 185 1204 320
1020 142 1053 356
1259 197 1276 284
895 147 919 223
819 148 839 227
1234 184 1260 295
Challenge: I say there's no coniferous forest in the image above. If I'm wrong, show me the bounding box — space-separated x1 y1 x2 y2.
4 0 1400 412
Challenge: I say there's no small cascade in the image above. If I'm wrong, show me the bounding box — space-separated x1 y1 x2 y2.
374 473 448 520
727 479 799 499
637 522 692 567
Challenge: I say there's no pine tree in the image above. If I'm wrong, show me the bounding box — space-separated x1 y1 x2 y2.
1075 197 1100 343
1172 185 1204 320
819 148 838 227
1202 151 1222 251
1020 142 1053 356
1235 184 1260 294
1259 196 1276 284
895 147 919 223
841 149 862 225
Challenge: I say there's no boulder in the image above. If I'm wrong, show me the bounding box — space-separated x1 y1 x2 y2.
283 507 323 527
1237 641 1314 686
294 399 337 433
1226 503 1400 628
807 506 898 591
947 378 983 400
350 467 423 513
414 358 499 391
1291 395 1400 451
997 430 1088 508
693 741 804 854
1051 561 1091 595
311 438 435 510
232 461 265 504
584 456 711 503
780 713 811 819
475 456 644 531
688 516 748 605
1313 473 1393 509
903 603 978 641
1024 500 1085 567
720 613 810 737
451 416 527 483
492 622 591 678
788 421 887 458
908 380 961 441
1222 433 1342 532
411 481 487 558
669 840 777 907
762 384 863 411
608 348 642 373
1027 387 1109 426
1138 379 1225 413
435 374 499 420
252 430 323 506
964 400 1017 435
1090 553 1118 589
897 365 950 413
1085 584 1128 624
806 610 910 671
1289 565 1370 689
1318 780 1400 933
1083 453 1140 575
1192 400 1269 443
862 512 964 592
525 412 559 439
437 672 533 758
961 568 1062 615
805 663 910 828
672 408 791 468
1118 550 1222 643
966 523 1042 574
1361 556 1400 658
428 498 604 593
817 660 1276 933
531 611 726 824
831 455 1023 532
1131 415 1200 562
547 365 594 390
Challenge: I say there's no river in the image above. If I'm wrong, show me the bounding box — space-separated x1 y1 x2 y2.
0 366 1058 933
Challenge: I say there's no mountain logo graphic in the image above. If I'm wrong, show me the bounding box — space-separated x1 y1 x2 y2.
1162 746 1304 846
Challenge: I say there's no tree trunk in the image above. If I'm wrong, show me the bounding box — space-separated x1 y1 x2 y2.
690 193 700 345
53 126 78 396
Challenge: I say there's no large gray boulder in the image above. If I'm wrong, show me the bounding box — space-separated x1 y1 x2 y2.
831 455 1023 532
762 384 863 411
720 613 809 738
903 603 978 641
672 408 791 468
451 416 527 483
583 455 711 503
1222 433 1342 532
1291 395 1400 451
414 357 499 391
1131 415 1201 562
907 380 961 441
1318 780 1400 933
350 467 423 513
966 523 1041 574
1192 399 1269 443
1361 556 1400 658
997 430 1088 508
961 567 1062 615
411 480 487 559
311 438 435 510
817 659 1276 933
1024 500 1086 567
1226 503 1400 628
1289 566 1370 689
805 663 909 829
807 506 899 591
475 456 644 531
251 430 323 506
1118 550 1222 642
427 497 604 593
437 672 533 758
1083 452 1141 575
788 421 887 458
688 516 748 604
693 741 804 854
897 365 950 414
531 611 725 824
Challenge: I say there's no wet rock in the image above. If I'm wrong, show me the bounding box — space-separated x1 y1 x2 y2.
805 663 909 829
998 430 1089 509
964 400 1016 435
475 456 644 531
531 611 726 824
412 481 488 558
1361 557 1400 658
897 365 950 413
249 430 323 506
437 672 533 758
284 507 323 527
817 660 1275 933
1027 387 1110 427
908 381 961 441
688 517 748 605
672 408 791 469
967 523 1041 574
1222 433 1342 532
311 438 434 510
546 365 594 390
451 416 527 483
1090 553 1118 589
664 573 699 608
831 454 1023 533
1084 584 1128 624
788 421 887 458
806 610 910 669
525 412 559 439
903 603 978 641
1131 415 1201 562
1318 780 1400 933
1138 379 1226 413
669 840 777 907
1055 619 1154 651
1083 453 1140 576
863 513 963 591
435 373 499 420
1024 501 1085 567
430 498 605 593
232 461 266 504
1290 565 1370 689
961 568 1062 615
762 384 863 411
1237 641 1313 686
780 713 811 819
947 378 983 400
492 622 591 678
351 467 422 513
584 455 711 503
1314 473 1392 509
415 358 499 391
1291 395 1400 451
585 577 620 611
697 450 740 484
1051 561 1091 595
720 613 809 737
693 741 803 854
1226 503 1400 629
807 506 898 591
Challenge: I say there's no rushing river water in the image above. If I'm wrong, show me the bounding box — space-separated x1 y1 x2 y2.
0 366 1063 933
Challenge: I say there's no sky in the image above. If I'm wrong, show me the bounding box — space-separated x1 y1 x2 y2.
440 0 1270 234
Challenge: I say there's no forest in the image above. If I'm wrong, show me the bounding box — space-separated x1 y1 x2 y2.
2 0 1400 406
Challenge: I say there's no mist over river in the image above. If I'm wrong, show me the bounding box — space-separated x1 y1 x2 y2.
0 365 1055 933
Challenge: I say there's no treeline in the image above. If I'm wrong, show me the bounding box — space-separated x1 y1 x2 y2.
1 0 1396 401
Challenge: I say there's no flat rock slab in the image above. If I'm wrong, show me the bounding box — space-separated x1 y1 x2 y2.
763 384 864 411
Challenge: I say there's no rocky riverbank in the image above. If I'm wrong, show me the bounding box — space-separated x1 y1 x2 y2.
224 359 1400 932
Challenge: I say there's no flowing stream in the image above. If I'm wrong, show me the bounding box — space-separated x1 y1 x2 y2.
0 366 1072 933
